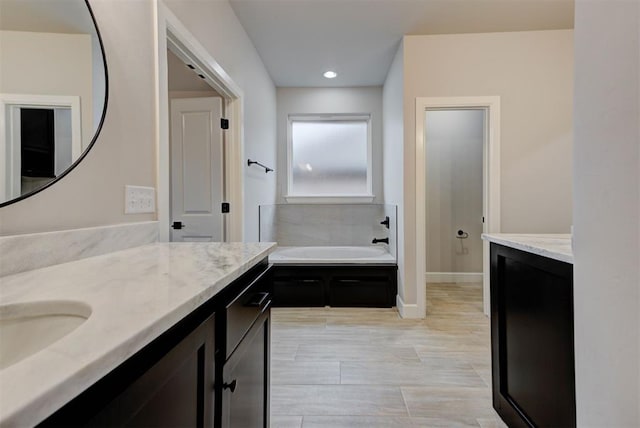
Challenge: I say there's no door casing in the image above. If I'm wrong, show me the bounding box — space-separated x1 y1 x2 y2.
415 96 501 318
154 2 244 242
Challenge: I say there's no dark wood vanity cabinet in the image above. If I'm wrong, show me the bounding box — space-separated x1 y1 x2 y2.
490 243 575 428
87 315 216 427
40 260 272 428
218 264 271 428
272 264 397 307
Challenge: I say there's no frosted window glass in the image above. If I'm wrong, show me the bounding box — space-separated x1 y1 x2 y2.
290 121 368 195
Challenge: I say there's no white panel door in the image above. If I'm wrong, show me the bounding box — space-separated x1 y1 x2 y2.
170 97 223 242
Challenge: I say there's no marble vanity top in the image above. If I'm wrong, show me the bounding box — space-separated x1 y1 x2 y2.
482 233 573 264
0 242 275 427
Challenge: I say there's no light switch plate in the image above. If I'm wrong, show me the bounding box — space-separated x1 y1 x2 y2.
125 185 156 214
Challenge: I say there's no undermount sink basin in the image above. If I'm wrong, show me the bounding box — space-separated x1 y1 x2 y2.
0 300 91 370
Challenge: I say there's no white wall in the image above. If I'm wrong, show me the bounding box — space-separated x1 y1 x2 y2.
163 0 277 243
426 109 484 274
276 87 383 203
0 30 93 149
573 0 639 425
382 42 405 303
0 0 157 235
400 29 573 306
0 0 277 242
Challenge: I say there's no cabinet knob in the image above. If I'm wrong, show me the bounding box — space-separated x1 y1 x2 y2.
223 379 237 393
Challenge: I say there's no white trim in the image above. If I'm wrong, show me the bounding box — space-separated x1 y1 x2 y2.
0 94 82 202
425 272 483 283
154 2 244 242
396 294 420 319
415 96 501 318
286 113 373 202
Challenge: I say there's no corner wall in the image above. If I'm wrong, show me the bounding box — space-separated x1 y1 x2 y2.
382 43 405 306
573 0 639 424
401 29 574 307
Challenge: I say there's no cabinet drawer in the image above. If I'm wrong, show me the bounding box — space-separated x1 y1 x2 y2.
273 278 324 307
329 277 392 307
226 268 272 359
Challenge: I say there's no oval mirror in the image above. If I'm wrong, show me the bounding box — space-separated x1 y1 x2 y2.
0 0 107 207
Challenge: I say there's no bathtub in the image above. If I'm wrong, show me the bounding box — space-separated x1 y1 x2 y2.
269 246 395 264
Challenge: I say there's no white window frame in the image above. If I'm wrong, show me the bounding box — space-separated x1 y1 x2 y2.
285 113 374 203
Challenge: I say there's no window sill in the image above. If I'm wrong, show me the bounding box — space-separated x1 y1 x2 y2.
284 195 376 204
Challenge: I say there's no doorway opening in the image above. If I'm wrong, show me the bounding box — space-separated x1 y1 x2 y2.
425 108 485 282
167 49 224 242
415 97 501 317
155 4 244 242
0 94 81 202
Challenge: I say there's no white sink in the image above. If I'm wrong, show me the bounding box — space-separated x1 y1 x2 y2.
0 300 91 370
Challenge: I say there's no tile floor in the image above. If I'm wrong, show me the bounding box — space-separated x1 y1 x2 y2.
269 283 508 428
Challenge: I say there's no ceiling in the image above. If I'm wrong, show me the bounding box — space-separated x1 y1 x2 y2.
229 0 574 87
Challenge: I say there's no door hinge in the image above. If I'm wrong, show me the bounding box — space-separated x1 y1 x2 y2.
482 216 485 223
220 118 229 130
221 202 230 213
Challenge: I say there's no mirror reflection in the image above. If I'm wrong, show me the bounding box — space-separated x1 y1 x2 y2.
0 0 107 205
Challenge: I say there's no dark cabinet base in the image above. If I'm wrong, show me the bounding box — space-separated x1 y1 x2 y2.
272 264 397 308
490 243 575 428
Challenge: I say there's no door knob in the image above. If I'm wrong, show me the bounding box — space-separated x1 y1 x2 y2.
171 221 185 230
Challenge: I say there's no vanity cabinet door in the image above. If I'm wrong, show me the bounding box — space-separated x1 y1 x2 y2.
220 309 270 428
87 314 216 427
490 244 575 428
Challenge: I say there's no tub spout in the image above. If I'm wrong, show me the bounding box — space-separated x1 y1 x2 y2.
372 237 389 244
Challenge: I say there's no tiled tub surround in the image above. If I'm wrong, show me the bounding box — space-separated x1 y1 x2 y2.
0 221 159 277
481 233 572 263
260 204 398 258
0 242 275 426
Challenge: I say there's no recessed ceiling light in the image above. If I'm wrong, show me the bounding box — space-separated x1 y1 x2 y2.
323 71 337 79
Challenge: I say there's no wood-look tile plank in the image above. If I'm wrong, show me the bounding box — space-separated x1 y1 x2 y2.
476 416 509 428
270 415 303 428
295 343 420 362
301 415 485 427
270 282 494 427
273 329 372 345
270 342 299 361
271 385 408 416
271 361 340 385
302 416 414 427
340 359 486 387
401 386 494 422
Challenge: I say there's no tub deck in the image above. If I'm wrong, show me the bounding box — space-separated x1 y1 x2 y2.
269 246 396 265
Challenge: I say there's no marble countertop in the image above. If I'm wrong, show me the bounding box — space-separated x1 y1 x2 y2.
482 233 572 264
0 242 275 427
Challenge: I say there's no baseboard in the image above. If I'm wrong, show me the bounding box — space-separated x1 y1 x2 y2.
396 294 421 319
426 272 483 284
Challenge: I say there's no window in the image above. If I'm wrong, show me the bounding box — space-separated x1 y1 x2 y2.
286 115 373 201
